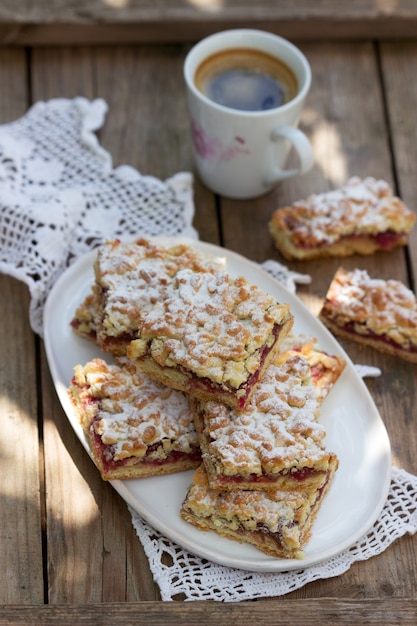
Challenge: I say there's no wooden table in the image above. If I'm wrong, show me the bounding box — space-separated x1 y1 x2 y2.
1 2 417 624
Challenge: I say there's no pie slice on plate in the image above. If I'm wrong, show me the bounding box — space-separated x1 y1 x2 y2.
180 459 338 559
193 344 340 492
82 237 225 355
269 177 415 260
319 267 417 362
71 237 294 410
68 356 201 480
127 267 294 410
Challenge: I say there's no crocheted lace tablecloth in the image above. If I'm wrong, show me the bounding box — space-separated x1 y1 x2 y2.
0 97 196 336
1 98 416 602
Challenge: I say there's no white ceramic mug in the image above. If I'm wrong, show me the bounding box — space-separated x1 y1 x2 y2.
183 29 314 199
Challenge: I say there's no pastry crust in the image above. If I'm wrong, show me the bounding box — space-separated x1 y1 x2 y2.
180 459 338 559
68 356 201 480
319 267 417 362
269 177 415 260
193 345 340 492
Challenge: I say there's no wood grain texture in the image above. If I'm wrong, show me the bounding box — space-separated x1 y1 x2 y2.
1 26 417 620
0 49 44 605
380 41 417 292
0 597 417 625
0 277 44 604
1 1 417 44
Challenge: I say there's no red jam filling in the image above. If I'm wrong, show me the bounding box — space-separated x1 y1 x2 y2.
310 363 326 385
214 466 319 486
142 321 283 409
69 319 98 342
92 429 202 475
286 221 405 251
86 409 201 475
325 309 417 354
248 470 331 547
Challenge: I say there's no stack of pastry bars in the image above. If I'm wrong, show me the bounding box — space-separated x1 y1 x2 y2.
68 237 344 559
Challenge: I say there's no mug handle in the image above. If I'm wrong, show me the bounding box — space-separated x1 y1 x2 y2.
264 125 314 185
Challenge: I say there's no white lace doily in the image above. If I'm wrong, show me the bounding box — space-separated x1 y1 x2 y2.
0 98 415 603
131 466 416 602
260 259 311 293
0 98 196 336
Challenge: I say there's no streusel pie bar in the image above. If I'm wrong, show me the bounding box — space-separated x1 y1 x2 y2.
193 346 339 492
269 177 415 260
127 267 294 410
85 237 225 355
319 267 417 362
68 356 201 480
180 459 338 559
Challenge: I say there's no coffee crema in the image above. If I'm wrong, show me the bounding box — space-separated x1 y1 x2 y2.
194 47 298 112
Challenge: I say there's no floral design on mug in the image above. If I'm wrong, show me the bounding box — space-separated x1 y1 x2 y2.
191 118 250 162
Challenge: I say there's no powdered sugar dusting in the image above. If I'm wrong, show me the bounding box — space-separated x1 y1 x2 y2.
202 353 329 476
324 267 417 347
94 238 225 339
71 356 198 462
138 268 292 388
276 177 414 247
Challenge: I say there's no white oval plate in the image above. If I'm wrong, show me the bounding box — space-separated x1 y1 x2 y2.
43 237 392 572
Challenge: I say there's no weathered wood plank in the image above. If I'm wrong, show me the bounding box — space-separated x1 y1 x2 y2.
2 1 417 44
379 41 417 294
0 597 417 625
0 277 44 604
0 48 44 605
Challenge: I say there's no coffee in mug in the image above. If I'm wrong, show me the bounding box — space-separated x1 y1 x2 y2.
194 48 298 112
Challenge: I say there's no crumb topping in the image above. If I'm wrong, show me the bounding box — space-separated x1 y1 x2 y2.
321 267 417 348
184 466 307 536
129 268 292 389
70 356 199 462
277 334 346 403
271 177 415 248
94 238 225 340
200 353 328 477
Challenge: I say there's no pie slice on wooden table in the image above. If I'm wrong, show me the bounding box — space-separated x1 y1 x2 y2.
269 177 415 260
318 267 417 363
